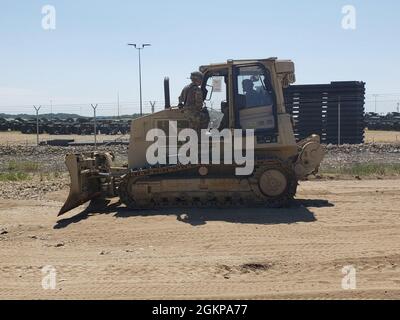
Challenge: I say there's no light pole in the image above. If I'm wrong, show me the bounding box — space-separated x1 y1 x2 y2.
373 94 379 113
337 96 341 145
33 105 41 146
150 101 156 113
91 104 98 149
128 43 151 116
117 91 120 119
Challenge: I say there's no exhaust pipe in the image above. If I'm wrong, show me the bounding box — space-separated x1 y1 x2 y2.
164 77 171 109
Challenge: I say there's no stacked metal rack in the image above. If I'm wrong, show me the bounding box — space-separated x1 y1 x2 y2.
284 81 366 144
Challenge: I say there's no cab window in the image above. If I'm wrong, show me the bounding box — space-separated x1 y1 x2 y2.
235 65 276 131
203 69 229 129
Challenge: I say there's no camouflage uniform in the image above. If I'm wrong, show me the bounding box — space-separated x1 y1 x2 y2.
178 83 204 108
183 104 210 134
179 72 209 133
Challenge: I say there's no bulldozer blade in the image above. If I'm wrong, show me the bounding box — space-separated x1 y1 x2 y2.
58 153 111 216
58 191 102 216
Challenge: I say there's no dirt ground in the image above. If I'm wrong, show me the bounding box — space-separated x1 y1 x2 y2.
0 130 399 145
0 131 128 145
364 130 400 143
0 179 399 299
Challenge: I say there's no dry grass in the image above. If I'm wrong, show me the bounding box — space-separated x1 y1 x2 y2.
0 131 128 146
365 129 400 143
1 130 399 145
7 160 40 172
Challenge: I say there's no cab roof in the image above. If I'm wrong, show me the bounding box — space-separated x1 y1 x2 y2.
199 58 292 73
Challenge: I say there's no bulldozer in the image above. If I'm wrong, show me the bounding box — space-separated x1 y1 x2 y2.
59 57 325 216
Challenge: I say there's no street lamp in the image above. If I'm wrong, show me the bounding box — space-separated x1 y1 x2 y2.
372 94 379 113
128 43 151 116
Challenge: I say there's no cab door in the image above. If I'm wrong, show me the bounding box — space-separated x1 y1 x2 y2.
202 68 229 130
233 64 278 143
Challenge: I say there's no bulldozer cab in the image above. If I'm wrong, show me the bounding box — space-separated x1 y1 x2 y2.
200 59 287 143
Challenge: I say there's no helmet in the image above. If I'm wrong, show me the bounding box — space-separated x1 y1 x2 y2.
190 71 203 81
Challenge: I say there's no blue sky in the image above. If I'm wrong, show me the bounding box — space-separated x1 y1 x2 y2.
0 0 399 116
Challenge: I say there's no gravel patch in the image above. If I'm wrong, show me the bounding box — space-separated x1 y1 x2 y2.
0 145 128 173
322 143 400 169
0 176 69 200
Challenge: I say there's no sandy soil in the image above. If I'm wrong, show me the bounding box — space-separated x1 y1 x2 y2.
0 179 399 300
365 130 400 143
1 130 400 145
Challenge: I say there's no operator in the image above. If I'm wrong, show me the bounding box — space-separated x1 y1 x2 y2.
178 71 210 132
242 79 264 108
178 71 204 108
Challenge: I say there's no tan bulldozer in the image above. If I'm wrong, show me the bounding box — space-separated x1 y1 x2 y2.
59 58 325 216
